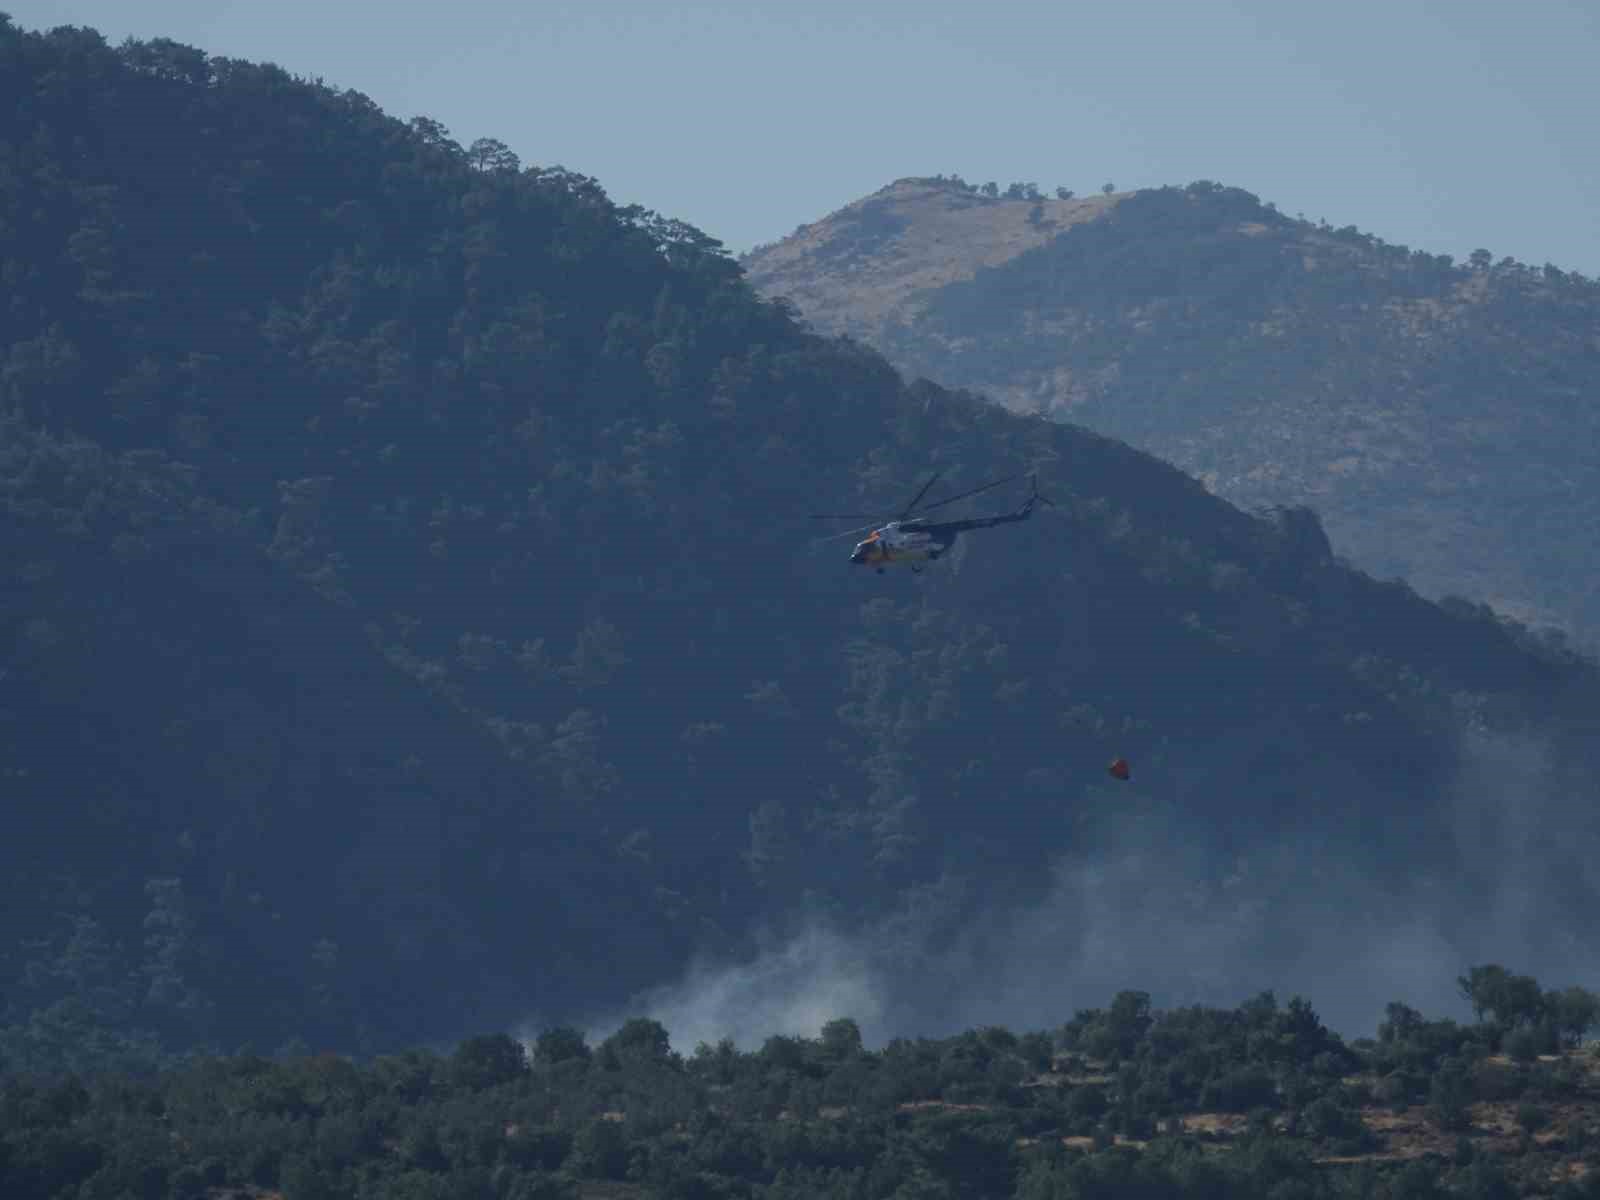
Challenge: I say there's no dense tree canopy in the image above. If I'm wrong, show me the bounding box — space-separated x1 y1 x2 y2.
4 969 1599 1199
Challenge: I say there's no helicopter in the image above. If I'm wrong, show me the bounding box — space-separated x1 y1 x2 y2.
811 470 1054 573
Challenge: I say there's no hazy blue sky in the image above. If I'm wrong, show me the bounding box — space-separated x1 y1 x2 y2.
10 1 1599 272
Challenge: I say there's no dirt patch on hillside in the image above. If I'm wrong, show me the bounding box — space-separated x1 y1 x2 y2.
742 179 1122 339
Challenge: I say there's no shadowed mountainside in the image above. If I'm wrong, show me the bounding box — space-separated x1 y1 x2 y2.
3 20 1599 1067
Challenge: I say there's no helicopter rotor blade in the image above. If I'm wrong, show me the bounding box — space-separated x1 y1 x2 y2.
897 470 945 521
910 472 1024 516
812 522 882 544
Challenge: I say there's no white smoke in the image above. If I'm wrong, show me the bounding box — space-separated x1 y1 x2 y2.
584 926 887 1052
577 730 1600 1052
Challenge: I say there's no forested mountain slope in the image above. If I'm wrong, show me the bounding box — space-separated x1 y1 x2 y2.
3 18 1598 1067
742 178 1600 638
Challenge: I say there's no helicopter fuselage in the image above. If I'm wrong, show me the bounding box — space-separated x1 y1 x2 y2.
816 471 1051 575
849 521 948 568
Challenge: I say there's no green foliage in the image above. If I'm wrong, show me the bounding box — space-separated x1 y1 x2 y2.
3 974 1600 1199
1459 965 1545 1030
1549 987 1600 1048
532 1028 591 1068
1456 965 1600 1059
568 1117 628 1180
820 1018 865 1061
600 1019 676 1070
1427 1057 1474 1133
451 1034 528 1091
